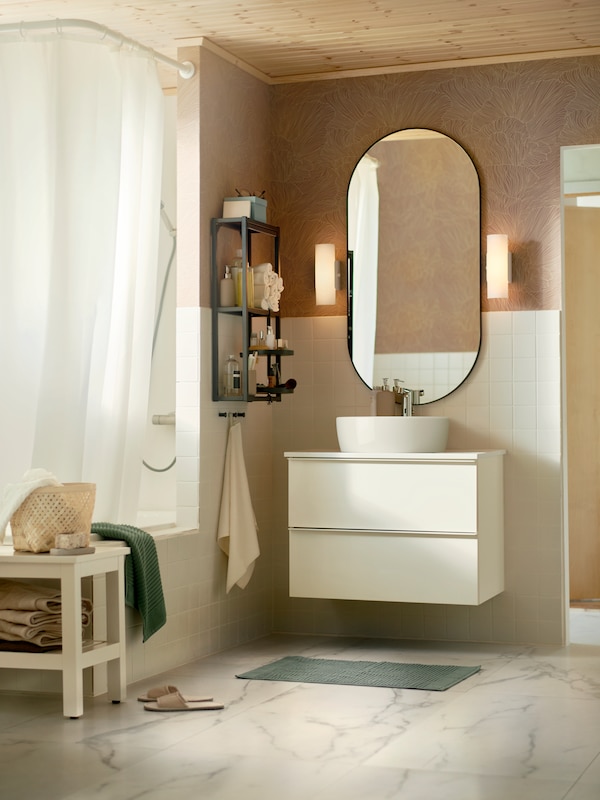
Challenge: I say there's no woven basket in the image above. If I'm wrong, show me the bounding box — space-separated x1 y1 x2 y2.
10 483 96 553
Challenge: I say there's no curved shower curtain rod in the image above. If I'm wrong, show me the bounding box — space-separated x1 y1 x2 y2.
0 18 195 78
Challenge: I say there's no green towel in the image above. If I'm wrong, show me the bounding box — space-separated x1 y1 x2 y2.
91 522 167 642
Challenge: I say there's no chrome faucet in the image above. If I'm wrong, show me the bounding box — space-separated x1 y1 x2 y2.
393 381 423 416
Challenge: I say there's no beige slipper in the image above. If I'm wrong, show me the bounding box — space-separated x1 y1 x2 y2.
137 684 213 703
143 691 224 712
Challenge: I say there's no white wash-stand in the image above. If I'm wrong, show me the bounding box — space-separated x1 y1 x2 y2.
285 450 505 605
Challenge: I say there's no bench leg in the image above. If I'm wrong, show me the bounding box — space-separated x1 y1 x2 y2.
60 570 84 718
105 566 127 702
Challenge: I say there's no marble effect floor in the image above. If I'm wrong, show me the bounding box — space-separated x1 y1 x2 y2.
2 610 600 799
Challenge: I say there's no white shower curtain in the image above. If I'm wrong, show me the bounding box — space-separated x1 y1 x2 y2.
0 36 165 522
347 154 379 386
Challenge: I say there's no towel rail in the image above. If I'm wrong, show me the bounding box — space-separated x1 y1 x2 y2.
219 412 245 418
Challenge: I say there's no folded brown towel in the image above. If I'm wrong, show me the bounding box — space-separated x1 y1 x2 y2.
0 640 62 652
0 579 62 612
0 582 93 648
0 627 63 647
0 617 63 640
0 608 61 627
0 604 91 627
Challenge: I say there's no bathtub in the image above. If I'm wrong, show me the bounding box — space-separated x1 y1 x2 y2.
136 508 176 532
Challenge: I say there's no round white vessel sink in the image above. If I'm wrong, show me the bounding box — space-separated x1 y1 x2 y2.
336 416 449 453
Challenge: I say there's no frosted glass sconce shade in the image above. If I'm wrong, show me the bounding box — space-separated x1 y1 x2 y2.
315 243 336 305
486 234 512 299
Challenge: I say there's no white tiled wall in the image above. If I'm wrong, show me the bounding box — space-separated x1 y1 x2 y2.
175 306 201 530
271 309 565 646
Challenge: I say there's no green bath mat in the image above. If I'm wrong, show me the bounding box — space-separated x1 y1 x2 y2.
236 655 480 691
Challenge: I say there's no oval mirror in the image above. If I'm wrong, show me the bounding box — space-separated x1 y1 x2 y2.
347 128 481 404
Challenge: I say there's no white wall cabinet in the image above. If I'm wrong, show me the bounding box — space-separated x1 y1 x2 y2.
285 451 505 606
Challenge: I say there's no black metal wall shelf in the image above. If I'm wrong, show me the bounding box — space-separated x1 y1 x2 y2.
211 216 294 403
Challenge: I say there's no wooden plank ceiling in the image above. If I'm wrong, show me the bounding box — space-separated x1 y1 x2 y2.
1 0 600 88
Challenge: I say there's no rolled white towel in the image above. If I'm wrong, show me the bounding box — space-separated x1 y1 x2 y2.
252 263 273 285
252 262 273 275
258 283 269 302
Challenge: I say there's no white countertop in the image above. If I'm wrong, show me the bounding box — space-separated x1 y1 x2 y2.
284 450 506 461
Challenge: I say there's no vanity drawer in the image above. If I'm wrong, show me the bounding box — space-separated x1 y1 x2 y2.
289 528 502 605
288 458 478 533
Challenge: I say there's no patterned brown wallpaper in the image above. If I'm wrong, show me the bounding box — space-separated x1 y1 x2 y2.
269 56 600 317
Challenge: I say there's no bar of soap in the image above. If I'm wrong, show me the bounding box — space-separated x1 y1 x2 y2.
55 532 89 550
50 547 95 556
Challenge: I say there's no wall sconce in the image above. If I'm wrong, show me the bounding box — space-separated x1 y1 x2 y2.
315 243 337 305
486 234 512 299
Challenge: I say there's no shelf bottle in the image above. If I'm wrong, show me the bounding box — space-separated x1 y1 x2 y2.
224 354 242 397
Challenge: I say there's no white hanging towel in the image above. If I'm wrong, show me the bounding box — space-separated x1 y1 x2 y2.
217 422 260 592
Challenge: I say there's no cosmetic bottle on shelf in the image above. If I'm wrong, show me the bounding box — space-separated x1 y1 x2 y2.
224 354 241 396
265 325 275 349
220 266 235 307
